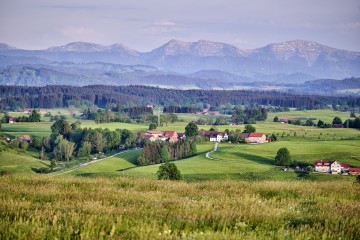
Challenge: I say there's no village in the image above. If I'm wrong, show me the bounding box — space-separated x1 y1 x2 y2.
136 129 360 176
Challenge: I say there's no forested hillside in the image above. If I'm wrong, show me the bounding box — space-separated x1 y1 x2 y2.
1 85 359 110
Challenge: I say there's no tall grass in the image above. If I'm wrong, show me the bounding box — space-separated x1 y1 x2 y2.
0 175 359 239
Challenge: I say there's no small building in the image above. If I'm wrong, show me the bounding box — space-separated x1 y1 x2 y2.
240 133 250 141
333 124 343 128
216 132 228 142
177 133 185 139
245 133 266 143
0 137 10 142
209 133 218 142
331 161 343 174
8 117 16 123
349 168 360 175
19 135 32 143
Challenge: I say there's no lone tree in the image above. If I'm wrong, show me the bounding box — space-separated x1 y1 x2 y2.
273 116 279 122
157 162 182 180
185 122 198 137
149 122 157 130
274 147 291 166
332 117 343 125
243 124 256 133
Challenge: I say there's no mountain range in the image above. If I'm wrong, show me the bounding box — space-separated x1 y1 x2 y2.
0 40 359 92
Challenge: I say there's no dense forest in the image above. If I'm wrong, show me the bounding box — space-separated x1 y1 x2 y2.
1 85 360 111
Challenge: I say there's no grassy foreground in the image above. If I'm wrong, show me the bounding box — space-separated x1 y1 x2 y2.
0 175 359 239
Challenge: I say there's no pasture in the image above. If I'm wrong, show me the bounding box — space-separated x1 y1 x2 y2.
58 140 360 182
0 149 49 174
0 175 359 239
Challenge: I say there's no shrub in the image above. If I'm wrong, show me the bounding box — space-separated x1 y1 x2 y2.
157 162 182 180
275 147 291 166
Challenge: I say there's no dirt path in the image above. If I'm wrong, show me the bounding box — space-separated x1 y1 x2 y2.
205 142 218 159
49 150 129 177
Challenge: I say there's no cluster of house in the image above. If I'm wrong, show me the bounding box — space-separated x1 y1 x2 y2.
196 108 221 116
314 160 360 175
1 135 32 143
198 130 267 143
23 108 49 114
138 130 185 143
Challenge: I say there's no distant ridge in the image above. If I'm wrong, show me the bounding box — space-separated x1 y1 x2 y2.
0 39 359 86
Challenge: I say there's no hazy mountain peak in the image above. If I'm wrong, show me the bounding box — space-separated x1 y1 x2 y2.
0 43 17 51
109 43 138 54
152 39 192 55
47 42 107 52
259 40 334 66
192 39 243 56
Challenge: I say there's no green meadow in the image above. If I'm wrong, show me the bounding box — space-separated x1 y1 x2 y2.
0 175 359 239
1 108 360 239
60 140 360 181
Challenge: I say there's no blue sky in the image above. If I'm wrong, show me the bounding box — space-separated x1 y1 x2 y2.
0 0 359 51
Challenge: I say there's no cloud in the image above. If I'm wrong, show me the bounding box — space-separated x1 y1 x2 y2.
144 20 178 34
337 22 360 29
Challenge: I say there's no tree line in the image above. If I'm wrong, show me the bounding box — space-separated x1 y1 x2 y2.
163 106 198 113
35 120 138 161
232 107 268 124
137 139 197 166
1 85 359 111
1 109 41 123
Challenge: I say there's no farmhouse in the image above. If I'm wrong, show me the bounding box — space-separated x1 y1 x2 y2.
216 132 228 142
314 160 349 174
18 135 32 143
196 108 221 116
199 130 228 142
163 130 178 143
349 168 360 175
8 117 16 123
245 133 266 143
209 133 217 142
139 130 180 143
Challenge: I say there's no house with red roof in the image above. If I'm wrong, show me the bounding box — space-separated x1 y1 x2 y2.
163 130 178 143
349 168 360 175
138 130 180 143
245 133 266 143
314 160 350 174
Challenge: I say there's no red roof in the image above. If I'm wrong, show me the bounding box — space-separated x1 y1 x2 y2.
147 130 163 135
349 168 360 173
314 160 333 166
164 130 177 138
248 133 265 138
341 164 350 168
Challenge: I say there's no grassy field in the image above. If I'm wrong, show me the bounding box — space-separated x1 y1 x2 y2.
0 149 49 174
0 175 359 239
1 108 360 239
267 109 352 124
58 140 360 182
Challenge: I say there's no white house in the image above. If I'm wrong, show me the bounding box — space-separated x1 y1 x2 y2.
216 132 228 142
314 160 349 174
209 133 217 142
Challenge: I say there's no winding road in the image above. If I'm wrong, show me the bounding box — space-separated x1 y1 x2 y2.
205 142 218 159
49 150 130 177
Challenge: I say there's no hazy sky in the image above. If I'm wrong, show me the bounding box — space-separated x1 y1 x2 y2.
1 0 359 51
